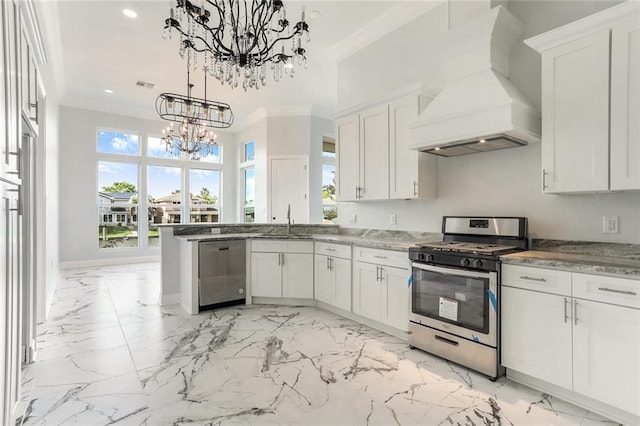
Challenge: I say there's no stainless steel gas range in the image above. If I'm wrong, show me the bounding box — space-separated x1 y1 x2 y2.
408 216 528 379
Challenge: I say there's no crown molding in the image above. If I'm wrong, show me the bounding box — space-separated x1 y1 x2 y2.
525 0 640 52
327 0 447 62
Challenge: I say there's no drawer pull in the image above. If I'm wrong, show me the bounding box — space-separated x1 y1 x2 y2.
325 248 336 252
563 298 569 323
573 299 578 325
435 335 459 346
374 255 387 259
598 287 637 296
520 276 547 282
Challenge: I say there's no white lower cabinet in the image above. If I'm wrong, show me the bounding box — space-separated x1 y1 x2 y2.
251 240 314 299
501 264 640 420
314 242 352 311
353 247 410 332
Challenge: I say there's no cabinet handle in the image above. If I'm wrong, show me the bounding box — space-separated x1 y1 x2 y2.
520 275 546 283
8 148 21 178
573 299 578 325
374 255 387 259
326 257 330 271
563 298 569 323
325 248 336 252
280 253 284 266
542 169 548 191
329 258 333 271
413 181 418 197
355 186 362 199
597 287 637 296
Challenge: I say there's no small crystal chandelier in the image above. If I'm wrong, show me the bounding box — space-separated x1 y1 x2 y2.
156 51 233 160
162 0 310 91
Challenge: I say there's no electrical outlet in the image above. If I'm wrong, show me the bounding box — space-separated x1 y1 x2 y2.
603 216 619 234
390 213 397 225
350 214 357 223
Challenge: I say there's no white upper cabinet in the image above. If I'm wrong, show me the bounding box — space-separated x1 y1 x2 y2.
335 93 437 202
389 95 436 200
610 17 640 190
526 1 640 193
359 104 389 201
335 114 360 202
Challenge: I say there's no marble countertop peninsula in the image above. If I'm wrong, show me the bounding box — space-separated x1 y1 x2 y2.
173 227 441 252
501 239 640 279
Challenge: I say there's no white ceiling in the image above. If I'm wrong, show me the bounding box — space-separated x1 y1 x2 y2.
37 0 440 127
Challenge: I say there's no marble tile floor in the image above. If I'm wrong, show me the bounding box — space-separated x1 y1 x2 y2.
17 262 619 426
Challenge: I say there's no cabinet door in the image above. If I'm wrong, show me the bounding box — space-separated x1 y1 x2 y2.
541 29 610 193
282 253 314 299
381 266 409 331
359 104 389 200
353 262 382 322
389 96 436 200
251 252 282 298
611 18 640 190
573 299 639 415
335 114 359 202
501 287 573 389
314 254 332 304
332 257 351 312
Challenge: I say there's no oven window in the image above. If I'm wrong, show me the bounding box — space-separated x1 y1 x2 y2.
412 268 490 334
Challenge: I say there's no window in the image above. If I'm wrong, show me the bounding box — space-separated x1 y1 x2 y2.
97 161 138 249
240 141 255 222
189 169 220 223
98 130 139 155
321 136 337 223
97 130 224 251
148 165 182 246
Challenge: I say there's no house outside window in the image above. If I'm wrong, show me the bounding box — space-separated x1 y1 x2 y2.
240 141 255 222
322 136 337 223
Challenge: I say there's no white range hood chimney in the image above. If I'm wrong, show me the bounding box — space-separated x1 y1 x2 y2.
411 6 541 157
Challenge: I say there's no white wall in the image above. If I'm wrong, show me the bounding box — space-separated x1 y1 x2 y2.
336 0 640 244
58 106 234 264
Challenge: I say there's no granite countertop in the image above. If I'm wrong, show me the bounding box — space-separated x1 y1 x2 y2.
175 232 438 252
501 250 640 279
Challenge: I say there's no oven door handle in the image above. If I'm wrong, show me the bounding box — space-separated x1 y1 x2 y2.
411 262 492 279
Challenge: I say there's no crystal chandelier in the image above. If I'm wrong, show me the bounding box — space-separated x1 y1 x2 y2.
162 0 310 91
156 52 234 161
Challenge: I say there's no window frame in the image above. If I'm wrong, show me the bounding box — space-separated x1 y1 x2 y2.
239 141 255 223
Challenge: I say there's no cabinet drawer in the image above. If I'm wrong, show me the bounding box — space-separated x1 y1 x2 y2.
315 242 351 259
502 264 571 296
251 239 314 254
573 273 640 309
354 246 408 269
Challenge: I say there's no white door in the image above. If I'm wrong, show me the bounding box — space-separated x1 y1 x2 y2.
610 17 640 190
335 114 359 202
251 252 282 298
269 156 308 224
381 266 409 331
353 262 382 322
332 257 351 312
359 104 389 200
314 254 331 304
501 287 573 389
573 299 640 415
541 29 610 193
282 253 314 299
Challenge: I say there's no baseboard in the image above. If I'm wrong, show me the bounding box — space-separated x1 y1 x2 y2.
251 297 317 307
317 301 409 341
44 265 61 321
506 369 638 425
59 255 160 270
160 292 180 306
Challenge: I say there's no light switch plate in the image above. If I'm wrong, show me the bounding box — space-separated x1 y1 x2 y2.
390 213 397 225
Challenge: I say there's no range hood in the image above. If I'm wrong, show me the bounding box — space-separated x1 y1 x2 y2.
411 6 541 157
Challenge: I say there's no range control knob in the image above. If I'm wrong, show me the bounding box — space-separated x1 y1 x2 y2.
418 253 426 261
426 254 435 263
460 258 471 267
472 259 484 269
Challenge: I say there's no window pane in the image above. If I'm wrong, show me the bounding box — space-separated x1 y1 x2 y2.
148 136 221 163
244 167 255 223
98 130 139 155
322 137 336 158
98 161 138 249
244 141 255 162
189 169 220 223
148 165 182 246
197 144 221 164
322 164 337 223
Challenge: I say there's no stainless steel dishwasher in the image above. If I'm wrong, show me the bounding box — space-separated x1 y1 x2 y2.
198 239 246 311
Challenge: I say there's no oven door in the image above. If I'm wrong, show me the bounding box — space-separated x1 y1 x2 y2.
410 263 498 347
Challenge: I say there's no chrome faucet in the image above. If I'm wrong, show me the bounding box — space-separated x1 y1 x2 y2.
286 204 291 234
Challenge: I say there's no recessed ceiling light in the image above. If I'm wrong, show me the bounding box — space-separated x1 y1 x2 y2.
309 10 321 19
104 89 114 94
122 9 138 19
